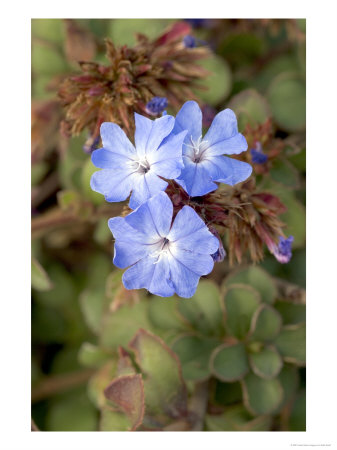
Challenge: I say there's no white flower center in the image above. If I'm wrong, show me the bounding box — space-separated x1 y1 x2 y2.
186 135 209 163
128 157 151 174
150 237 171 264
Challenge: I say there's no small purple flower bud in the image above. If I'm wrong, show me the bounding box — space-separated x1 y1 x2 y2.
271 236 294 264
83 134 100 154
183 35 197 48
184 19 208 28
250 142 268 164
201 105 217 128
208 225 226 262
145 97 168 116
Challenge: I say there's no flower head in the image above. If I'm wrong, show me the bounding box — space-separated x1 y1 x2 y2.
170 101 252 197
90 114 186 209
108 192 219 298
269 235 294 264
145 97 168 116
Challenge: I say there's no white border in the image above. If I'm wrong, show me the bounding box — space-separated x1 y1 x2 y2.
1 0 337 449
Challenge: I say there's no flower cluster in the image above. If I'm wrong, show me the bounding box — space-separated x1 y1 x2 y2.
91 101 252 297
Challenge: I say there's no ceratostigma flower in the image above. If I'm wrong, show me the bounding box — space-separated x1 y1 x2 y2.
171 101 252 196
91 114 186 209
270 235 294 264
108 192 219 298
250 142 268 164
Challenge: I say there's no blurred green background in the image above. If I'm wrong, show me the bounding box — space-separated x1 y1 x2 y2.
31 18 305 431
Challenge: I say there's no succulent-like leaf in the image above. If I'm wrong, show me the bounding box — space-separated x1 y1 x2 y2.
100 301 151 349
172 334 220 381
148 296 187 331
250 304 283 342
211 343 249 382
224 266 277 305
270 157 300 189
31 257 53 291
275 364 300 413
177 280 225 336
241 373 284 415
78 342 111 368
274 301 306 325
197 55 232 105
88 360 118 408
205 405 272 431
129 329 188 421
228 88 271 130
224 284 261 340
103 374 145 431
274 324 306 365
248 346 283 379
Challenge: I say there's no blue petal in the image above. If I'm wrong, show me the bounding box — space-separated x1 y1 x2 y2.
202 156 252 186
169 246 215 276
176 158 218 196
126 191 173 238
113 240 153 269
149 130 186 179
90 169 135 202
203 109 248 155
91 147 132 169
108 216 147 243
128 172 168 210
100 122 136 157
122 256 175 297
165 252 200 298
171 101 202 144
168 206 219 254
134 113 174 156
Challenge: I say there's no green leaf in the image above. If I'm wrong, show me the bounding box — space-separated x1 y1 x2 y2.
109 19 174 46
289 389 306 431
79 288 105 335
270 158 300 189
78 342 111 368
104 374 145 431
267 73 306 132
172 334 220 381
249 347 283 379
46 389 97 431
274 324 306 365
211 342 249 382
197 55 232 106
129 329 187 421
100 301 151 350
276 364 300 412
32 42 68 75
228 89 271 131
224 284 261 340
148 296 186 331
100 406 131 431
88 361 118 408
177 280 224 336
205 405 272 431
274 301 306 325
224 266 277 304
31 257 53 291
250 304 282 342
242 373 284 415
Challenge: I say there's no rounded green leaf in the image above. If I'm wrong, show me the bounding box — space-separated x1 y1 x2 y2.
274 324 306 365
228 89 271 131
242 373 284 415
205 405 272 431
249 346 283 379
270 158 300 189
211 343 249 382
109 19 173 46
224 266 277 304
224 284 261 340
148 296 186 331
177 280 224 336
267 73 306 132
197 55 232 106
274 301 306 325
250 304 282 342
172 334 219 381
275 364 300 413
78 342 110 368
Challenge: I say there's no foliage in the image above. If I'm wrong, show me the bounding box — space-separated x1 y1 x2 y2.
31 18 306 431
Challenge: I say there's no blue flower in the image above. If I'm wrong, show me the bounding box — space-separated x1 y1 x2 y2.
90 114 186 209
170 101 252 197
108 192 219 298
271 235 294 264
145 97 168 116
250 142 268 164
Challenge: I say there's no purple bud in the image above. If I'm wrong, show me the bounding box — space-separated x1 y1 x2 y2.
145 97 168 116
83 134 100 154
208 225 226 263
201 105 217 128
271 236 294 264
183 35 197 48
250 142 268 164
